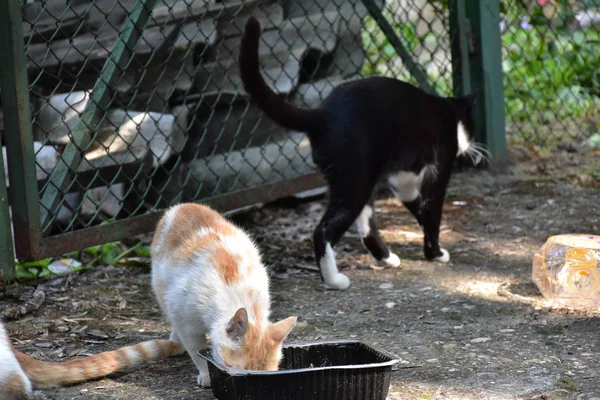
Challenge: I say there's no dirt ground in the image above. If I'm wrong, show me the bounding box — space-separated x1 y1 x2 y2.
2 149 600 400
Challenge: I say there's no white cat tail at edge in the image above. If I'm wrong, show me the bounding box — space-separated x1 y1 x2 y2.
434 248 450 263
320 243 351 290
457 122 471 155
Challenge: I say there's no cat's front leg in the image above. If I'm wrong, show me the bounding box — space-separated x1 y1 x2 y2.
176 327 211 387
197 363 211 388
420 182 450 263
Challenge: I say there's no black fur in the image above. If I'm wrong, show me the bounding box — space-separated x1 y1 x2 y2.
239 17 478 288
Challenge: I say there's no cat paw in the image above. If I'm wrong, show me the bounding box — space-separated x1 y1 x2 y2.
380 253 401 268
434 248 450 263
324 273 351 290
197 372 211 388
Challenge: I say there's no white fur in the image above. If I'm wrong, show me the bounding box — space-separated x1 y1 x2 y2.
151 205 272 387
457 121 471 155
381 252 401 267
152 206 178 254
320 243 350 290
0 322 32 397
435 248 450 263
388 164 436 202
355 205 373 238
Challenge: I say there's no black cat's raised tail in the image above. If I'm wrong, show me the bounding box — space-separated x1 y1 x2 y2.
239 17 327 134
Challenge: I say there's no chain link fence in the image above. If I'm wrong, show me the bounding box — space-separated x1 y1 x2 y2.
500 0 600 151
1 0 598 273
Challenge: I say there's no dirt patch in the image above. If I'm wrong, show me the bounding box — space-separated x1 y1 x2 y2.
2 152 600 400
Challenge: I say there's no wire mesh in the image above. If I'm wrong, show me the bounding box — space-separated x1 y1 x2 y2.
500 0 600 151
5 0 598 259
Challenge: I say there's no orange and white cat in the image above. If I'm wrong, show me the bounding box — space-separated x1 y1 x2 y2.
151 203 297 387
0 320 184 399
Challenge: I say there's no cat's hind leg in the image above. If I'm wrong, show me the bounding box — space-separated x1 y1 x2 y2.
401 196 424 231
356 197 401 267
313 201 365 290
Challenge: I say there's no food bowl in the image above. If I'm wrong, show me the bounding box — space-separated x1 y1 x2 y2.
533 234 600 308
198 340 398 400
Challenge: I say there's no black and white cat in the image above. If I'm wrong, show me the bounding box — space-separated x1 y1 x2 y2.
239 17 484 290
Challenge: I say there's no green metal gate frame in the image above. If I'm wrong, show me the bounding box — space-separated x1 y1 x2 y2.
0 0 506 280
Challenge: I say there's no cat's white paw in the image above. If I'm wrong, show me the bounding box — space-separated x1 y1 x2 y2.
381 253 401 268
324 273 351 290
434 248 450 263
197 372 211 388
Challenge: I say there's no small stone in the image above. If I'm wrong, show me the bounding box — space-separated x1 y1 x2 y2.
471 337 491 344
440 307 452 312
80 389 89 394
385 302 395 309
379 283 393 290
443 343 457 350
426 358 439 363
500 329 515 333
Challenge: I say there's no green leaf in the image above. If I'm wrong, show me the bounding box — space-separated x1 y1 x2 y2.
133 245 151 258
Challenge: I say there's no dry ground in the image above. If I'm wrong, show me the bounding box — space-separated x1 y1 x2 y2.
2 149 600 400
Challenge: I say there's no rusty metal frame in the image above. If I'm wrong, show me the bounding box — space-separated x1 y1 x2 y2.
35 173 325 260
0 0 42 268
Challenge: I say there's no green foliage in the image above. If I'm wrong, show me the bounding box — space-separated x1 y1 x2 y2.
14 242 152 281
502 25 600 124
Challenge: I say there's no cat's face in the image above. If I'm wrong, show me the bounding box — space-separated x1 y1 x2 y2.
217 308 297 371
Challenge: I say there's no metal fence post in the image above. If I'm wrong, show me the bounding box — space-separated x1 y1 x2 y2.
449 0 472 97
462 0 507 160
0 0 43 261
0 137 15 280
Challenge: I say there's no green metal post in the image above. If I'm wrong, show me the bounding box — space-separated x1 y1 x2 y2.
39 0 160 234
449 0 472 97
464 0 507 159
0 137 15 280
0 0 43 261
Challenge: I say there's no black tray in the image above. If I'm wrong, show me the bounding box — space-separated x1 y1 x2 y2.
198 339 398 400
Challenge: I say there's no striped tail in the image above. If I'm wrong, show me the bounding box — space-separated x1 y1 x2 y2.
15 339 185 389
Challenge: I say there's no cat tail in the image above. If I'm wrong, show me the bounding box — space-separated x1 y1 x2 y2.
14 339 185 389
239 17 328 135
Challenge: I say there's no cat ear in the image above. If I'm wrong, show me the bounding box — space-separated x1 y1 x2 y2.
226 308 249 341
270 316 297 342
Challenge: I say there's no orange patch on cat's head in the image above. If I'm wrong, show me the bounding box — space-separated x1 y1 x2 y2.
218 308 297 372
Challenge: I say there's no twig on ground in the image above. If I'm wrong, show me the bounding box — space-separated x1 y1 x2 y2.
3 286 46 320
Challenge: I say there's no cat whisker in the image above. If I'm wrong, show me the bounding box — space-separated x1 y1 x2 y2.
470 142 491 158
464 144 490 165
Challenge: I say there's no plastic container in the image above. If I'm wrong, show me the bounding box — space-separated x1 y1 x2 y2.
533 234 600 308
198 340 398 400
